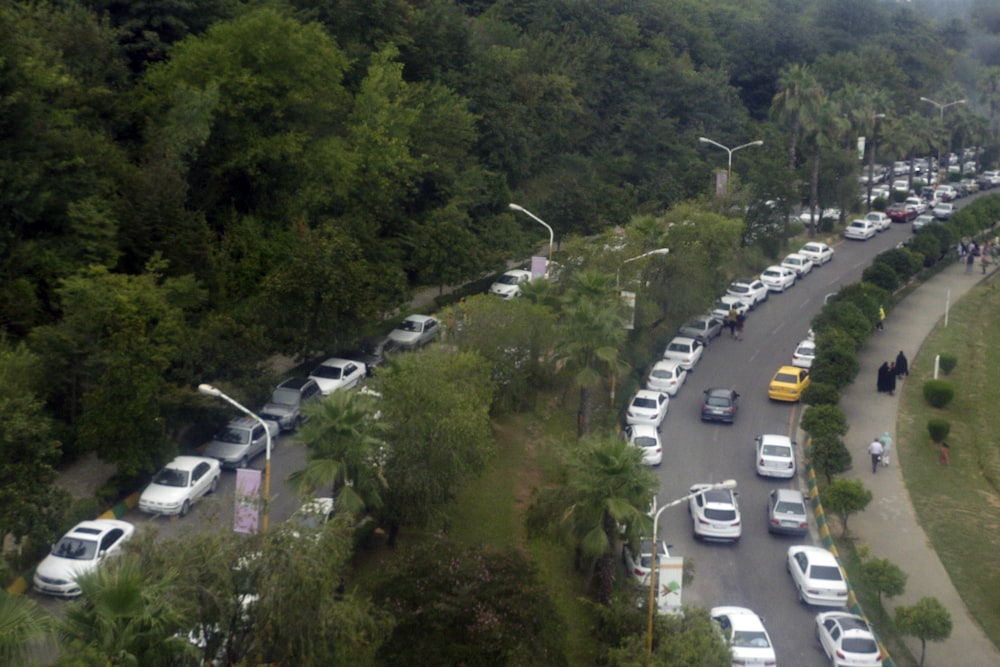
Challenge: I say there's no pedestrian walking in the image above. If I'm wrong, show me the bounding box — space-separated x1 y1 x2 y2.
895 350 909 378
966 250 976 273
876 305 886 331
868 437 885 474
939 441 951 466
880 431 893 467
727 307 737 338
876 361 890 393
735 312 745 341
886 362 896 396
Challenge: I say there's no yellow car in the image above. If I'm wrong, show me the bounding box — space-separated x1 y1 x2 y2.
768 365 810 402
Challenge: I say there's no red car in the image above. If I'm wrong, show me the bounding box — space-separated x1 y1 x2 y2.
887 203 917 223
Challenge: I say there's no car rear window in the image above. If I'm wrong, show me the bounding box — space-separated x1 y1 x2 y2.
704 508 736 521
706 397 730 407
842 637 878 653
668 343 690 353
811 565 843 581
775 501 804 515
632 398 657 409
762 444 791 457
774 373 798 384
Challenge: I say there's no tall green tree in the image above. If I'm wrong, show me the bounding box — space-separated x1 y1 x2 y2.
821 478 872 536
895 597 953 667
771 64 823 173
0 592 55 666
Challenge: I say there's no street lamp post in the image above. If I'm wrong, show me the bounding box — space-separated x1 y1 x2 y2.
198 384 272 533
866 113 887 209
698 137 763 189
919 97 965 181
646 479 738 658
616 248 671 289
508 203 554 276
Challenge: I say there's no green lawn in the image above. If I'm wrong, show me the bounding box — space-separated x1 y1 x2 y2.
896 279 1000 649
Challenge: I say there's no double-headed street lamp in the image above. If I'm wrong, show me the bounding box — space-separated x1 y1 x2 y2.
698 136 764 187
198 384 273 533
646 479 738 658
509 203 554 276
919 97 966 178
617 248 671 289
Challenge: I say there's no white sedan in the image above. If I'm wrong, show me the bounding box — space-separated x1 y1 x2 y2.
815 611 883 667
792 338 816 368
624 423 662 466
786 546 849 607
782 252 815 277
689 483 741 542
625 390 669 427
760 265 797 292
726 278 769 308
799 241 834 266
844 219 877 240
623 539 669 586
387 314 439 349
488 269 533 299
33 520 136 597
711 607 777 667
662 336 703 370
308 357 367 395
865 211 892 232
645 359 688 396
711 296 750 322
755 434 796 478
139 456 221 516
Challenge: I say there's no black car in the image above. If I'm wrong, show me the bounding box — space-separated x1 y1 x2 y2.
259 377 322 432
700 388 740 423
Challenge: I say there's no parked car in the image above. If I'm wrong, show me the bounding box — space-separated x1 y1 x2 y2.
645 359 688 396
815 611 883 667
786 546 849 607
286 497 336 534
341 336 401 376
903 196 926 214
203 417 280 470
259 377 322 432
791 339 816 369
934 184 956 201
864 212 892 232
799 242 834 266
725 278 769 308
387 314 439 349
689 483 741 541
701 387 740 423
308 357 367 395
798 208 840 224
488 269 533 299
767 488 810 536
768 365 810 402
139 456 221 516
623 538 669 586
844 219 876 240
755 434 796 479
710 607 777 667
760 265 797 292
678 314 723 345
912 214 936 232
625 389 669 427
886 203 917 223
932 201 955 220
662 336 703 370
781 252 815 277
711 296 750 322
623 423 663 466
33 520 136 597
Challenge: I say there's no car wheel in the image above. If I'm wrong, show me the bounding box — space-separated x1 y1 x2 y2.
180 500 190 517
240 457 249 469
209 476 218 494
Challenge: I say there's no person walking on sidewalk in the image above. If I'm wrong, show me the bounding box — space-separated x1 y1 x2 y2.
880 431 893 467
886 362 897 396
727 307 738 338
966 248 976 273
735 311 745 341
895 350 909 378
982 241 992 274
868 437 884 474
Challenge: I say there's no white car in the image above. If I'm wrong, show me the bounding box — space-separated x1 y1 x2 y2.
308 357 367 395
726 278 769 308
662 336 703 370
645 359 688 396
782 252 815 277
798 208 840 224
625 390 669 427
912 214 936 232
139 456 221 516
488 269 533 299
760 265 797 292
792 339 816 369
624 423 662 466
755 434 796 479
387 314 439 349
891 178 908 192
869 185 891 202
689 483 741 542
815 611 883 667
287 497 336 534
623 539 669 586
711 296 750 322
786 546 849 607
33 520 136 597
903 196 926 214
711 607 777 667
865 212 892 232
799 242 834 266
932 201 954 220
844 219 876 240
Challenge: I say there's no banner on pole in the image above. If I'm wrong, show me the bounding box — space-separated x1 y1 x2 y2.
655 557 684 614
620 290 636 330
234 468 261 534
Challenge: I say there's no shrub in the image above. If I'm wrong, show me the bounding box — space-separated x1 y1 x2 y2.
874 248 923 282
801 404 848 438
927 418 951 443
809 341 860 389
922 380 955 408
938 353 957 375
809 434 852 483
801 381 838 406
908 232 942 267
811 301 873 349
862 261 899 292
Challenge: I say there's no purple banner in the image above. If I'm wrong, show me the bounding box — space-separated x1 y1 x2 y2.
530 255 547 278
234 468 261 534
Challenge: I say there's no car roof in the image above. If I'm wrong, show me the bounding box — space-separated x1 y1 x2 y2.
399 314 435 324
790 545 838 564
167 455 216 470
796 339 816 349
802 242 827 249
784 252 807 259
69 519 132 536
224 416 259 430
763 265 787 272
705 387 732 397
670 335 697 345
711 607 764 629
318 357 354 368
774 365 802 374
773 488 805 503
651 359 683 370
502 269 532 278
758 434 792 446
628 423 658 436
277 377 314 390
634 389 665 400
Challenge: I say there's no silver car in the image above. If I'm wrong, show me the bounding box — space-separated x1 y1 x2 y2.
203 417 280 469
387 314 440 349
767 488 809 536
678 314 723 344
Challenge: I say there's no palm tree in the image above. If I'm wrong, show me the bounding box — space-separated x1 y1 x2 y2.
835 85 891 207
0 592 55 666
799 93 846 236
977 66 1000 143
288 390 387 517
555 270 627 437
771 64 823 172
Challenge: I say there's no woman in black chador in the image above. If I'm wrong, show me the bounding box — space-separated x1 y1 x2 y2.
877 361 890 393
895 350 909 378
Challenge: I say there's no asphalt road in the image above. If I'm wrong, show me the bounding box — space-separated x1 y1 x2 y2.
650 220 909 665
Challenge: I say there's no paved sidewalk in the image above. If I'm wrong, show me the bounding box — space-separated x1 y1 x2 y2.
838 259 1000 666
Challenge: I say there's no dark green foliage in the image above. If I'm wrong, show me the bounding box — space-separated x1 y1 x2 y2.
862 261 899 292
801 404 849 439
375 536 568 667
603 605 731 667
927 418 951 443
811 301 874 349
938 353 957 375
922 380 955 409
809 434 852 484
896 597 953 667
908 232 945 267
809 339 860 389
874 248 923 282
801 381 839 406
860 557 908 614
821 478 872 536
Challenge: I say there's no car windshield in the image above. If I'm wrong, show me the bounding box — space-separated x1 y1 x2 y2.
53 537 98 560
762 445 791 457
651 368 674 379
706 396 730 407
775 501 804 515
850 222 865 228
215 427 250 444
762 270 779 277
704 508 736 521
667 343 690 353
785 257 802 265
775 373 798 384
153 467 189 487
396 319 421 332
728 285 748 294
810 565 843 581
796 345 814 356
803 245 820 253
732 631 771 648
632 398 657 409
311 365 343 379
270 388 301 406
842 637 878 653
633 436 658 448
496 274 520 285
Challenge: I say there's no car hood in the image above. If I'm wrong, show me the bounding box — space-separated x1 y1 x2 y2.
388 330 420 344
260 402 294 419
312 377 347 393
203 441 248 461
35 552 96 583
140 483 189 505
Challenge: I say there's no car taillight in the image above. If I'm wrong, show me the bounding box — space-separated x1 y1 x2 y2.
634 568 644 576
726 407 734 413
698 518 710 525
759 458 765 467
835 650 846 659
787 461 794 468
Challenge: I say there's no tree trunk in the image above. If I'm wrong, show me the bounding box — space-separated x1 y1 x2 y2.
809 145 821 237
577 385 592 437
